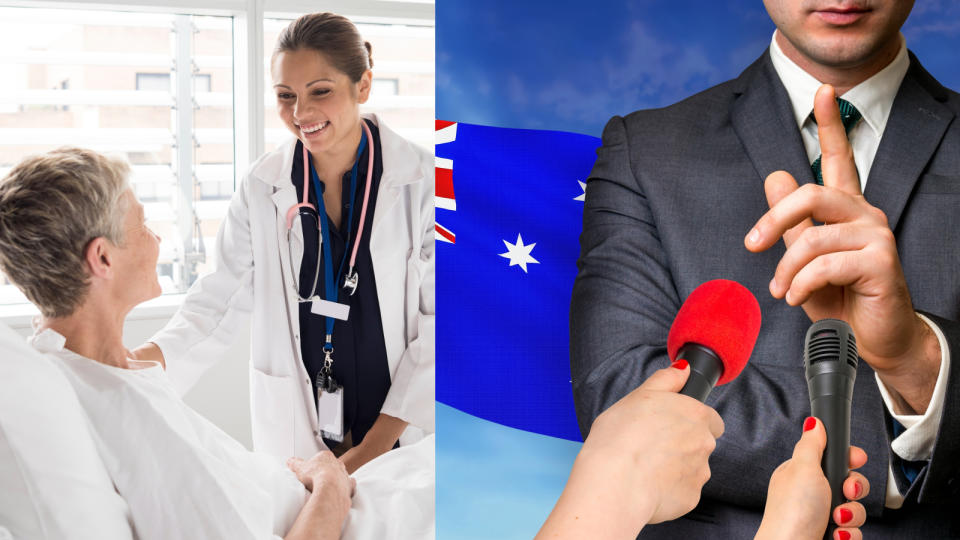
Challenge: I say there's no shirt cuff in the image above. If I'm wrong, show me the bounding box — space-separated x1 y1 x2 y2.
875 312 950 463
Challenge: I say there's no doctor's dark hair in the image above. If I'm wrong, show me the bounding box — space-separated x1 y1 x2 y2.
272 12 373 82
0 148 130 318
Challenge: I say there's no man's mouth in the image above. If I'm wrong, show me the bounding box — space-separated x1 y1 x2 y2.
814 5 871 25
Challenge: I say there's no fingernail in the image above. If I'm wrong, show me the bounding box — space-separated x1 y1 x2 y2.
671 359 688 370
836 530 851 540
748 228 760 245
803 417 816 432
769 277 778 294
853 482 862 498
839 508 853 524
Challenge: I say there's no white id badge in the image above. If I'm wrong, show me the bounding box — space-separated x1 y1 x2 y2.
311 298 350 321
317 387 344 442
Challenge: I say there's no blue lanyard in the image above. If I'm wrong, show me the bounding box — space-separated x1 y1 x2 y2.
308 131 367 351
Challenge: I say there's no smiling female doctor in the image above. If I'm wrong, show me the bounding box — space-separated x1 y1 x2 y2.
133 12 434 473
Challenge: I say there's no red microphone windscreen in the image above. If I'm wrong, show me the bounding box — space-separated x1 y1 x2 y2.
667 279 761 386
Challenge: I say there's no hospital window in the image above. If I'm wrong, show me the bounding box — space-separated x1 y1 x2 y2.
136 73 212 93
373 78 400 96
0 6 234 306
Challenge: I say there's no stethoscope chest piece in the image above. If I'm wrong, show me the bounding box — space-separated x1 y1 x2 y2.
343 269 359 296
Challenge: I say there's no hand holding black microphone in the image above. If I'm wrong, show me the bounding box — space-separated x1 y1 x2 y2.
756 417 870 540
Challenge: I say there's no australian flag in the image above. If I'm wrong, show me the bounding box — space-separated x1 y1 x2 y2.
435 120 601 442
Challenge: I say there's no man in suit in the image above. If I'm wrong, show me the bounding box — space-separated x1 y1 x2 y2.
571 0 959 536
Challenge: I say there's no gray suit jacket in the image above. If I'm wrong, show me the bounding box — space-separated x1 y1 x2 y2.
571 50 960 538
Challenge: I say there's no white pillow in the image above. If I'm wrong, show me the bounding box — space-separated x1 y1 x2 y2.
0 322 133 539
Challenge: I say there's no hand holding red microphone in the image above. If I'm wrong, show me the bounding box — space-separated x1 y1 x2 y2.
536 362 724 539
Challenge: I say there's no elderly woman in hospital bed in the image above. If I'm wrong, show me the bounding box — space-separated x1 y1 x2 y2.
0 148 433 540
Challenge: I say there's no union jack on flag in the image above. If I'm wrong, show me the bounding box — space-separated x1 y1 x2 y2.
435 120 457 244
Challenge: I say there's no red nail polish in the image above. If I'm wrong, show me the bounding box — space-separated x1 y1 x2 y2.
803 417 816 432
672 359 688 370
853 482 862 498
836 530 851 540
838 508 853 524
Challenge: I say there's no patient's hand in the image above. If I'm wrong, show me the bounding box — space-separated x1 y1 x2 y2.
288 451 356 498
285 451 355 539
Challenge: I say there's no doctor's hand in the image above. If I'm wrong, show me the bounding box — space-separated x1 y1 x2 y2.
755 418 869 540
744 83 941 415
535 362 724 540
339 413 408 474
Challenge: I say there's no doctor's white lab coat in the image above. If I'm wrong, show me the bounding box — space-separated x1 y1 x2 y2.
150 114 434 459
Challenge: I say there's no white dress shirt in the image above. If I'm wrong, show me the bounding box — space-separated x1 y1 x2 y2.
769 31 950 509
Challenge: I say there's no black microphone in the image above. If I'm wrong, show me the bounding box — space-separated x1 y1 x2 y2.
803 319 858 529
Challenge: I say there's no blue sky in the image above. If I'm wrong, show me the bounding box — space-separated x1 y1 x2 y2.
438 0 960 137
437 403 581 539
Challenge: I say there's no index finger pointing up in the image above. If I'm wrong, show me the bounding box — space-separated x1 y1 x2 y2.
814 84 862 196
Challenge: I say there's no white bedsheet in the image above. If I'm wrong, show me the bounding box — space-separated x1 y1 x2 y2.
30 328 434 540
346 432 435 540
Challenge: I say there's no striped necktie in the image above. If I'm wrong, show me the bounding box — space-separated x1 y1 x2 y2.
811 98 862 185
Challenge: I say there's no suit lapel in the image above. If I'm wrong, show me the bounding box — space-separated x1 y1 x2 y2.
731 52 816 188
863 53 954 231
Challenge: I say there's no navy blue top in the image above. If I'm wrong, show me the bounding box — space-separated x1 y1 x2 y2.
292 119 390 447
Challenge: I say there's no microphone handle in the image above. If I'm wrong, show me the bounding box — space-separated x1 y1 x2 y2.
677 344 723 403
809 372 854 537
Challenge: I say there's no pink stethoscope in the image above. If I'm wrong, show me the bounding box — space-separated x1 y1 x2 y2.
286 121 374 302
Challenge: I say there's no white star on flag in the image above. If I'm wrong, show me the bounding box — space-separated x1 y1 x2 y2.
574 180 586 202
499 234 540 273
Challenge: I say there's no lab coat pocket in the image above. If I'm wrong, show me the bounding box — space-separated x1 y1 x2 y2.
404 249 424 344
250 368 296 458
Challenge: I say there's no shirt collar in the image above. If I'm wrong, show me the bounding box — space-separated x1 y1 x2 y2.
28 327 68 354
27 326 161 373
768 30 910 139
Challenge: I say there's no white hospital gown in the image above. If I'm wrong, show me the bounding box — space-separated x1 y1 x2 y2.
29 329 434 540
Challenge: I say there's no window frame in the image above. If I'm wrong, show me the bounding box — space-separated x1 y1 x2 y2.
0 0 434 327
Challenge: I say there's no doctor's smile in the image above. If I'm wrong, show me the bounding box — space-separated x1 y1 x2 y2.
299 121 330 137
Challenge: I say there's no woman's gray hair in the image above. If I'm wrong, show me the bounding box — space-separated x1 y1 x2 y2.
0 147 131 318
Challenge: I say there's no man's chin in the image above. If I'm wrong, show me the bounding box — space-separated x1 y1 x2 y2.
800 33 891 68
